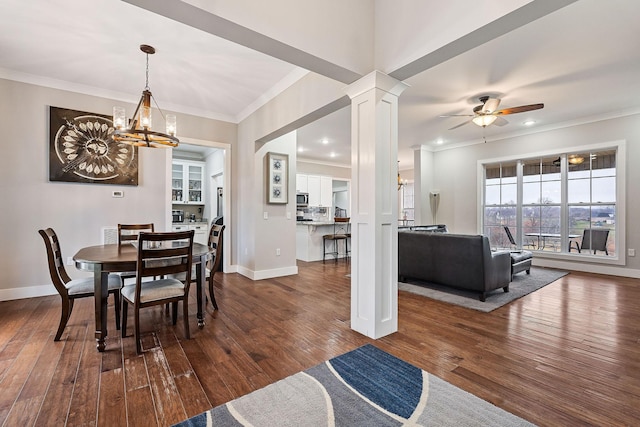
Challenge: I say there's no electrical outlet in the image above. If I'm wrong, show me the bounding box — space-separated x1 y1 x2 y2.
276 248 281 256
66 256 74 266
628 248 636 257
286 212 291 219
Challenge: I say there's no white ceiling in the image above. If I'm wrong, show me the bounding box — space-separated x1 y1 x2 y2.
2 0 639 171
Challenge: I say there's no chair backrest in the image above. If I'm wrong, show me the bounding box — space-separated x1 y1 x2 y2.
135 231 194 296
207 224 225 273
581 229 609 252
503 226 517 246
334 217 350 235
38 228 71 295
118 223 154 245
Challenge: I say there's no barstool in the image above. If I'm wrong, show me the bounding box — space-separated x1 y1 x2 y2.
323 217 350 263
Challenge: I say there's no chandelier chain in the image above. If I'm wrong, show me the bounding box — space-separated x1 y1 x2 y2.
145 52 150 90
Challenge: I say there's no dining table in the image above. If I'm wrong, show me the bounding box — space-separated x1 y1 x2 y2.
73 242 211 352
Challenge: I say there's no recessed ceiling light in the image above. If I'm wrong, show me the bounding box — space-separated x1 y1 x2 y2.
330 152 336 157
523 120 536 126
435 139 444 145
298 147 304 153
322 139 329 145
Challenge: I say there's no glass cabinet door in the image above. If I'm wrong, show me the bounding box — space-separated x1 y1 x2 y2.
172 163 184 202
188 164 203 203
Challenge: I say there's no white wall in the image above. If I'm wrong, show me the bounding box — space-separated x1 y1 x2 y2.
297 160 351 180
431 113 640 274
235 72 346 277
0 78 236 299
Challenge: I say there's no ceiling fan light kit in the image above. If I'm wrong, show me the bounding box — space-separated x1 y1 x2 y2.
472 115 497 127
443 95 544 130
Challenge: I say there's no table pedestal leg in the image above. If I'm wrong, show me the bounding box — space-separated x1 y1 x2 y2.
94 269 109 352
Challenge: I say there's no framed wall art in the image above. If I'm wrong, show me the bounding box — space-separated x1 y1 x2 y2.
266 152 288 204
49 106 138 185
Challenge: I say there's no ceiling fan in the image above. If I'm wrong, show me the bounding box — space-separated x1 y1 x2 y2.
441 96 544 130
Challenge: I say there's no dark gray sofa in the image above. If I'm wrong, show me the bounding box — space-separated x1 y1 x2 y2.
398 231 512 301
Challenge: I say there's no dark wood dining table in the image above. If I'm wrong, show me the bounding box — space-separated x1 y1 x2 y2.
73 242 211 352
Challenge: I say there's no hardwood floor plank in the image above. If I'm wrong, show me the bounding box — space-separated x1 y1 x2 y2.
143 346 187 427
34 325 88 426
0 265 638 426
66 330 102 426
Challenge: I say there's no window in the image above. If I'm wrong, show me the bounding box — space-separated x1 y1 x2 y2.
400 183 414 225
482 148 619 259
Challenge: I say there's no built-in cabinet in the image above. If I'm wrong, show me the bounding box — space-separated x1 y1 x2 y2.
296 174 308 193
172 160 205 205
172 223 208 246
297 174 332 208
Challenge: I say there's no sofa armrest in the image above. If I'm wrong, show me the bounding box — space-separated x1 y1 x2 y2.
486 250 512 289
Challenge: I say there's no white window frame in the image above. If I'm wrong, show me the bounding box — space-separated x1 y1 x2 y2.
477 140 626 266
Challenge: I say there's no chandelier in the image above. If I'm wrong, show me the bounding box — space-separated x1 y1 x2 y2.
398 161 407 190
112 45 179 148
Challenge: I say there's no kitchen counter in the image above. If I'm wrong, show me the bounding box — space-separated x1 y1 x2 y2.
296 221 349 262
172 221 208 226
296 220 335 226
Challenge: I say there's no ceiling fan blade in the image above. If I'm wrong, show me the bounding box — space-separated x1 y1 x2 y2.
495 103 544 115
448 120 470 130
493 116 509 126
482 98 501 114
439 114 473 117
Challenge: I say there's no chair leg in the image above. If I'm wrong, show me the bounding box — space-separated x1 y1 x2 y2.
55 296 72 341
322 237 327 263
183 297 190 340
208 276 219 310
134 307 141 354
113 291 121 331
121 299 128 338
172 302 178 325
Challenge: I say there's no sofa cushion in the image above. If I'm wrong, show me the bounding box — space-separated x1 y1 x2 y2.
398 231 511 296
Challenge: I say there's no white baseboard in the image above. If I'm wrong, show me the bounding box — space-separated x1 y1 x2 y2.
0 284 57 301
533 258 640 278
237 265 299 281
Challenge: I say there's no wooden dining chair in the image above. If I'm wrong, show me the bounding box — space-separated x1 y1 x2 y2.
117 223 154 284
39 228 123 340
206 224 225 310
121 230 194 354
167 223 225 311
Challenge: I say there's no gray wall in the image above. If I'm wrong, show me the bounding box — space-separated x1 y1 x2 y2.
0 78 236 298
431 113 640 275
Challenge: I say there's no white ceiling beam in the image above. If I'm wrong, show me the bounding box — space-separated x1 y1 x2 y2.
122 0 362 84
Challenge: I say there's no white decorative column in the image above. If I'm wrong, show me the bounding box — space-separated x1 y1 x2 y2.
413 146 435 225
345 71 409 339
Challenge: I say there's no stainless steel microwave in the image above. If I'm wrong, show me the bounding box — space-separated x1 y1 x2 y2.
296 193 309 207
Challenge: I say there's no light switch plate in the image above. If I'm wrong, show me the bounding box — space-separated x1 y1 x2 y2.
263 212 268 220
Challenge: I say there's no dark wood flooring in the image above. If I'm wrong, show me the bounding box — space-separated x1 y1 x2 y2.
0 261 639 426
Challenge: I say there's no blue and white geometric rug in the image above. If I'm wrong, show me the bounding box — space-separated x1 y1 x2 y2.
174 344 534 426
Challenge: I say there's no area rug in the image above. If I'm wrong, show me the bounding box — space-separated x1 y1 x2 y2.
399 266 568 312
174 344 533 426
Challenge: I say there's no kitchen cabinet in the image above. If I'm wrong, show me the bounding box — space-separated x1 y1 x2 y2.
306 175 332 208
172 223 208 246
296 174 308 193
172 160 205 205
